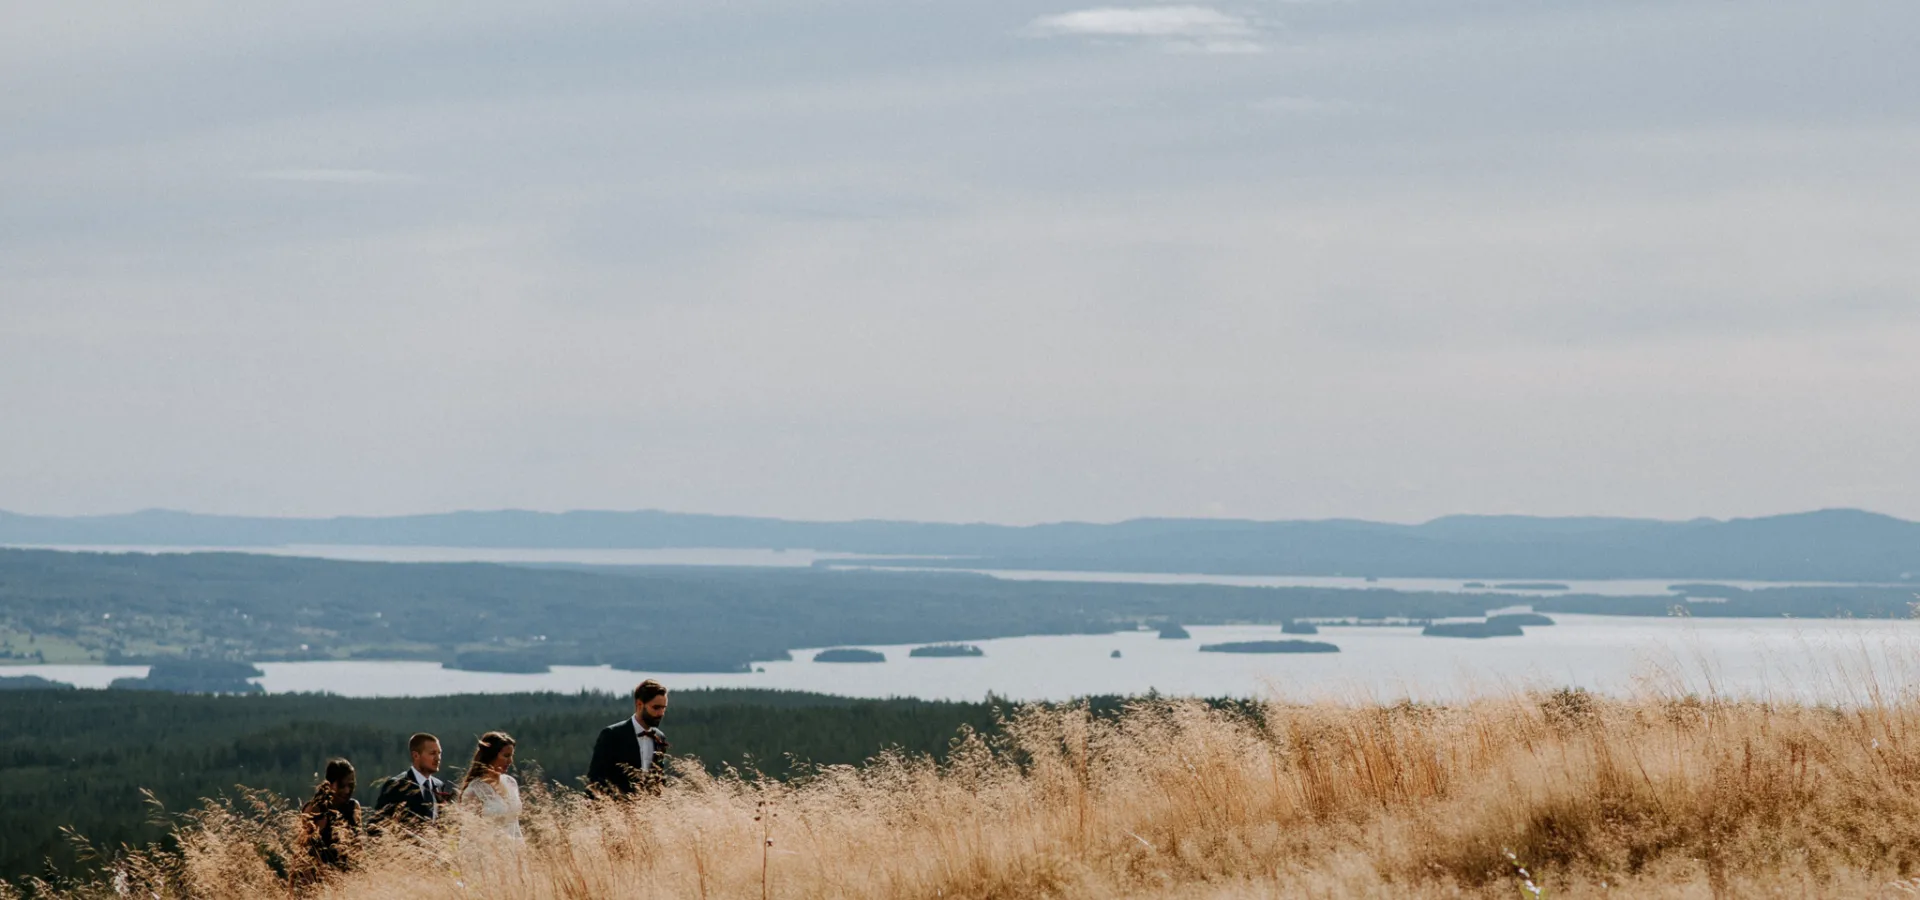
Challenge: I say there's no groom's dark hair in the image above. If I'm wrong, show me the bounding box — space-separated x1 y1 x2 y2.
634 680 668 703
408 732 439 753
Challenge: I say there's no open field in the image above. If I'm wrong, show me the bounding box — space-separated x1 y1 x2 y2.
17 686 1920 899
0 628 85 666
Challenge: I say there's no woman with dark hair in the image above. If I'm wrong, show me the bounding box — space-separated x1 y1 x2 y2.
459 731 522 839
295 758 361 884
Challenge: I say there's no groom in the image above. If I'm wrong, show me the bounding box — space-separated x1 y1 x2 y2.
374 732 457 823
588 679 671 796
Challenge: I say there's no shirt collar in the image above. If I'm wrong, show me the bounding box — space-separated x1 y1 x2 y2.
411 766 434 786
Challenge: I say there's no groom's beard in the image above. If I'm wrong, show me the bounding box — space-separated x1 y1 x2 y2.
640 711 663 728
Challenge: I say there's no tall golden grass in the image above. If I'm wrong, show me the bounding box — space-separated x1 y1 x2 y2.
17 683 1920 900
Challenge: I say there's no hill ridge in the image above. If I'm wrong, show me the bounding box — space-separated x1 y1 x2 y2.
2 507 1916 581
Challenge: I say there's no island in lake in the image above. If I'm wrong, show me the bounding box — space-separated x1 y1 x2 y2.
1198 640 1339 654
109 660 264 694
1488 613 1555 627
909 643 985 658
1423 621 1526 639
1667 583 1744 598
813 648 886 663
1158 623 1192 639
1492 582 1572 591
446 650 552 673
1281 620 1319 634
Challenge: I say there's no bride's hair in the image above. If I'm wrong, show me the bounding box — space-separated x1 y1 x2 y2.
303 757 356 812
460 731 517 791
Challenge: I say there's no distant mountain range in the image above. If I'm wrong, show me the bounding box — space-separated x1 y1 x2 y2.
2 507 1918 582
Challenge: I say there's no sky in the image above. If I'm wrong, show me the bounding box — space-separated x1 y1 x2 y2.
3 0 1918 524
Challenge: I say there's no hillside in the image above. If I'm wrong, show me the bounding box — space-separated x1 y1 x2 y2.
6 507 1920 580
0 688 1009 883
14 689 1920 899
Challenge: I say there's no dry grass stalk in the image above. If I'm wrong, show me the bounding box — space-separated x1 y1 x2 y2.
17 688 1920 899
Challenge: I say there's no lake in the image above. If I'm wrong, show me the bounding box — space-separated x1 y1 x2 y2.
819 566 1885 597
10 543 1913 702
16 615 1920 704
2 544 866 567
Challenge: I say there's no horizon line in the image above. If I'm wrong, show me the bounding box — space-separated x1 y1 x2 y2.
0 505 1906 530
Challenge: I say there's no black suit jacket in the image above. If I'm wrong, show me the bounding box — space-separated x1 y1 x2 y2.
373 770 455 823
587 719 668 795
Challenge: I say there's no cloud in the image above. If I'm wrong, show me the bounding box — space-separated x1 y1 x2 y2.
1247 96 1374 115
1025 5 1251 38
1024 5 1265 53
8 0 1920 524
247 168 417 184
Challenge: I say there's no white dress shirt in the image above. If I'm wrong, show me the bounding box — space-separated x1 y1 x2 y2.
411 766 439 817
629 716 662 772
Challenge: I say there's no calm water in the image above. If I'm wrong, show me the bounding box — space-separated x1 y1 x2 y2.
3 544 872 567
16 616 1920 703
823 565 1897 596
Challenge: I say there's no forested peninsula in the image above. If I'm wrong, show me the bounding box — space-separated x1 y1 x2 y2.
0 549 1502 674
5 549 1917 676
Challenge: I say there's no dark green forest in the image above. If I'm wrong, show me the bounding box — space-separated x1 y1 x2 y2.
0 688 1013 884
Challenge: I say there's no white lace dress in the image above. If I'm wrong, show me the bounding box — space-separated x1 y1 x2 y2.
463 774 524 841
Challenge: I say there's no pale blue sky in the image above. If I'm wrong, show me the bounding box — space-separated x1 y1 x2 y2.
4 1 1918 523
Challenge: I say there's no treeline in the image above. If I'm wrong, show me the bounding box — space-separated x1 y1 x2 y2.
1536 584 1920 618
0 688 1010 884
0 549 1498 672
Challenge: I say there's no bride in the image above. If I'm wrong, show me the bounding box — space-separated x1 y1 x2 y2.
459 731 523 841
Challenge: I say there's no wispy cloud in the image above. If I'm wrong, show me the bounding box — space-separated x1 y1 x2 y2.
1025 6 1251 38
1024 6 1265 54
247 168 417 185
1248 96 1377 115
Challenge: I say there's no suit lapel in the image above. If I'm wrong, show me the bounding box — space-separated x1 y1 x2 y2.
401 771 437 815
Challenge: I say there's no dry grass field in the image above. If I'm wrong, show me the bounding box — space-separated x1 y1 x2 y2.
16 681 1920 899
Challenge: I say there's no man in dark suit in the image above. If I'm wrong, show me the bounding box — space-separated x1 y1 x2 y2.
588 679 671 796
373 732 455 823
